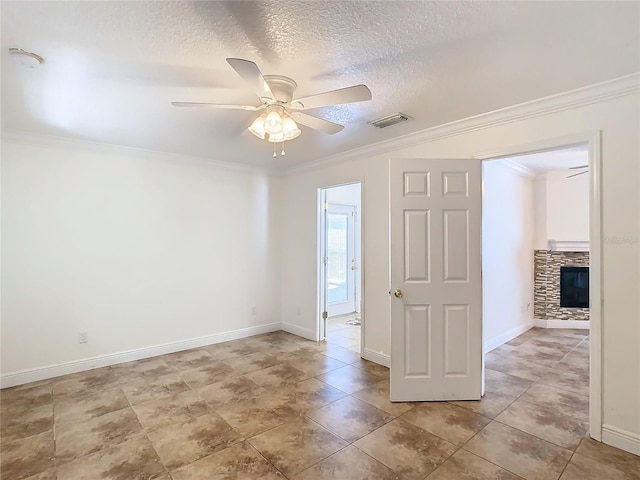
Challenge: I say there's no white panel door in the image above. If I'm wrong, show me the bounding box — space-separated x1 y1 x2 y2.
327 204 357 317
390 159 482 401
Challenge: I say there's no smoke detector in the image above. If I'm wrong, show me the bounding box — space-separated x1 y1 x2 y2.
8 48 44 69
368 112 411 128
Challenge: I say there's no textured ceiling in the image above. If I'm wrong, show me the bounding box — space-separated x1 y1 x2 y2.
1 1 639 169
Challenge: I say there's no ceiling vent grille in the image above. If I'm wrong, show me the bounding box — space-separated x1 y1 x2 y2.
368 112 411 128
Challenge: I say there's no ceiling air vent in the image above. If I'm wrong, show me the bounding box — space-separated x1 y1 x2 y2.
368 112 411 128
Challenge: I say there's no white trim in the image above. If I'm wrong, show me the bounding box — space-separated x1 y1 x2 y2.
534 319 590 329
0 323 281 388
283 73 639 176
588 131 603 441
363 348 390 368
281 322 316 341
473 132 597 162
484 322 535 353
1 129 277 176
601 425 640 456
317 187 328 342
548 240 590 252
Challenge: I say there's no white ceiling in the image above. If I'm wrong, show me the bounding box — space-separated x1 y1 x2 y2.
508 145 589 172
2 1 639 169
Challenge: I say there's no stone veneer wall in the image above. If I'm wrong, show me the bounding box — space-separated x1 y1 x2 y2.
534 250 590 321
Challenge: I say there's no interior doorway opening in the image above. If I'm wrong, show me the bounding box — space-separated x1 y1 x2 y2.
481 143 591 344
318 182 362 355
479 138 599 439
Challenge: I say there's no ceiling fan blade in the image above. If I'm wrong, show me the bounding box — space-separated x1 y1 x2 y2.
292 84 372 110
569 164 589 169
567 170 589 178
226 58 275 101
291 112 344 135
171 102 264 111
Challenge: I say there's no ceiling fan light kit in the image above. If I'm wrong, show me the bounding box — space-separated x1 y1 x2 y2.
249 105 301 142
172 57 372 157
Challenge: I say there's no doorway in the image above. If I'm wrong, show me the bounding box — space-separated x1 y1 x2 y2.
318 182 362 354
327 203 357 317
481 144 591 402
475 134 601 441
388 132 601 440
481 145 591 349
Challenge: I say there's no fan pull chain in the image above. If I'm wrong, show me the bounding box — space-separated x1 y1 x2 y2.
273 143 276 158
281 142 286 156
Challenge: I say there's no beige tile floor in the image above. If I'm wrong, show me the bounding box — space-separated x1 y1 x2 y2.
326 314 361 353
2 327 639 479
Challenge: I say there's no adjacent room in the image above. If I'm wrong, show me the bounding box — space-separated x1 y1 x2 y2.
1 1 639 479
320 182 363 356
482 146 591 351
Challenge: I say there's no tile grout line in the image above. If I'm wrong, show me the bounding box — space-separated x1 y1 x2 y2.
556 450 578 480
245 440 291 479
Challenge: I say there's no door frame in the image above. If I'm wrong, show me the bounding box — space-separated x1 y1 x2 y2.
316 180 365 352
473 131 602 441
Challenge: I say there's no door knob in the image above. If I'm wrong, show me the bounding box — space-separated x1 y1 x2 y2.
394 289 403 298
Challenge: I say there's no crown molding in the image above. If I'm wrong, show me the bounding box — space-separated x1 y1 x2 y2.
3 73 637 178
1 129 278 176
496 159 537 179
282 73 639 176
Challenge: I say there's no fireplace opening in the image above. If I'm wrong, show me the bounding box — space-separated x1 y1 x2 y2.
560 266 589 308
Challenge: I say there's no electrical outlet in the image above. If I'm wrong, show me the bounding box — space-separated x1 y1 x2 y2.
296 307 301 316
250 307 256 316
78 332 88 344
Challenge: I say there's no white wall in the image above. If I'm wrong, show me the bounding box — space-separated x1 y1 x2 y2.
533 177 548 250
545 169 590 242
280 89 640 445
1 134 282 377
482 161 535 351
533 166 590 250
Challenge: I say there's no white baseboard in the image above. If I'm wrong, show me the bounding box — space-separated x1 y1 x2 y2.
0 322 281 389
534 319 590 329
602 424 640 455
281 322 316 341
363 348 391 368
484 322 535 353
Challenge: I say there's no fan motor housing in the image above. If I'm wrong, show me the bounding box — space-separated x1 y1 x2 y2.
263 75 297 104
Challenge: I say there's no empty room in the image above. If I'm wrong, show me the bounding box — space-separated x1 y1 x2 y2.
1 2 639 479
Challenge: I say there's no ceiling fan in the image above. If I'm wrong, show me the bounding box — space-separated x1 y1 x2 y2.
567 164 589 178
172 58 372 148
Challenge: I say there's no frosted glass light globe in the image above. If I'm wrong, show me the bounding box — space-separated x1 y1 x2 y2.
265 111 283 135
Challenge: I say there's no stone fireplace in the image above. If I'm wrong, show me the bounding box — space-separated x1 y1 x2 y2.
534 249 590 321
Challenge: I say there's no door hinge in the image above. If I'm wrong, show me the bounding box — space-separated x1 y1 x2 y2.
322 311 328 320
323 202 329 210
